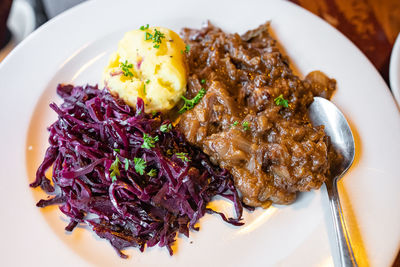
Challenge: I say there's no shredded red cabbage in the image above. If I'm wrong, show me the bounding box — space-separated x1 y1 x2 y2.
30 84 245 258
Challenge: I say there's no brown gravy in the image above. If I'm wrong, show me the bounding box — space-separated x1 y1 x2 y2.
177 22 337 208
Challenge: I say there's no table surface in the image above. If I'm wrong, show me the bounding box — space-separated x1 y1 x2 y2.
288 1 400 266
290 0 400 86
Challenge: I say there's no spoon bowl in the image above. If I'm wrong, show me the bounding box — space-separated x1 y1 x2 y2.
308 97 357 266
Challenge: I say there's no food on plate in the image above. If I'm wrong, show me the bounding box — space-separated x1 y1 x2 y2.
178 22 337 208
30 84 243 258
31 21 340 258
101 26 188 113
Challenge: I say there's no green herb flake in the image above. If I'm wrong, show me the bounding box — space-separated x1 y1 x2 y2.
185 44 190 53
109 157 121 182
274 94 289 108
145 31 153 40
134 157 147 175
141 133 159 149
147 169 157 177
178 88 206 114
143 84 146 95
231 121 239 127
146 79 150 84
153 29 165 48
175 152 190 162
200 79 206 84
140 24 149 31
113 148 120 153
242 121 250 131
152 110 157 116
120 60 134 78
124 158 129 171
145 28 165 48
160 123 172 133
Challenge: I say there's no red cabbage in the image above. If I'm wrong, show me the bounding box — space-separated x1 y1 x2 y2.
30 84 245 258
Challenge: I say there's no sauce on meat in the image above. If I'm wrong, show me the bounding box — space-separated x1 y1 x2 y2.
178 22 337 208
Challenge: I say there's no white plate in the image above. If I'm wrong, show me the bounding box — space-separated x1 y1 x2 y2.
1 0 400 266
390 33 400 107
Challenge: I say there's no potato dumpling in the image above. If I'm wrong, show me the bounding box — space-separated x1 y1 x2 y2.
101 26 187 113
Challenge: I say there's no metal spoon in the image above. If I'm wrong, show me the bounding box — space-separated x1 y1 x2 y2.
308 97 357 267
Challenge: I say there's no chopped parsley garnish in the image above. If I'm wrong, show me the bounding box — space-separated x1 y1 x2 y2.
175 152 190 162
242 121 250 131
141 133 159 149
160 123 172 133
152 29 165 48
144 28 165 48
145 32 152 40
181 44 190 54
113 148 120 153
147 169 157 177
134 157 147 175
178 88 206 114
120 60 134 78
274 94 289 108
124 158 129 171
140 24 149 31
109 157 121 182
200 79 206 84
231 121 239 127
146 79 150 84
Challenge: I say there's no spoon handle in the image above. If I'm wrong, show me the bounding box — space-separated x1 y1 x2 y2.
326 180 358 267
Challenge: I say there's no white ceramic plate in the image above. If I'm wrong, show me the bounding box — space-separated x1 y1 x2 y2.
390 33 400 107
1 0 400 266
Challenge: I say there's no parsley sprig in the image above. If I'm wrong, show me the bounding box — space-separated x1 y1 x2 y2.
141 133 159 149
145 28 165 49
147 169 157 177
175 152 190 162
109 153 157 179
140 24 149 31
134 157 147 175
181 44 190 54
185 44 190 53
120 60 134 78
274 94 289 108
160 123 172 133
242 121 250 131
109 157 121 182
179 89 206 114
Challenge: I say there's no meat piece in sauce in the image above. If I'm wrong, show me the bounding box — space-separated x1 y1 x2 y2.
178 22 337 208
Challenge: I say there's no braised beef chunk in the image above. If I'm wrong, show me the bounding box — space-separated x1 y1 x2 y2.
178 22 337 208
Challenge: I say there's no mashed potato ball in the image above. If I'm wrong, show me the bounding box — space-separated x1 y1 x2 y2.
101 26 187 113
